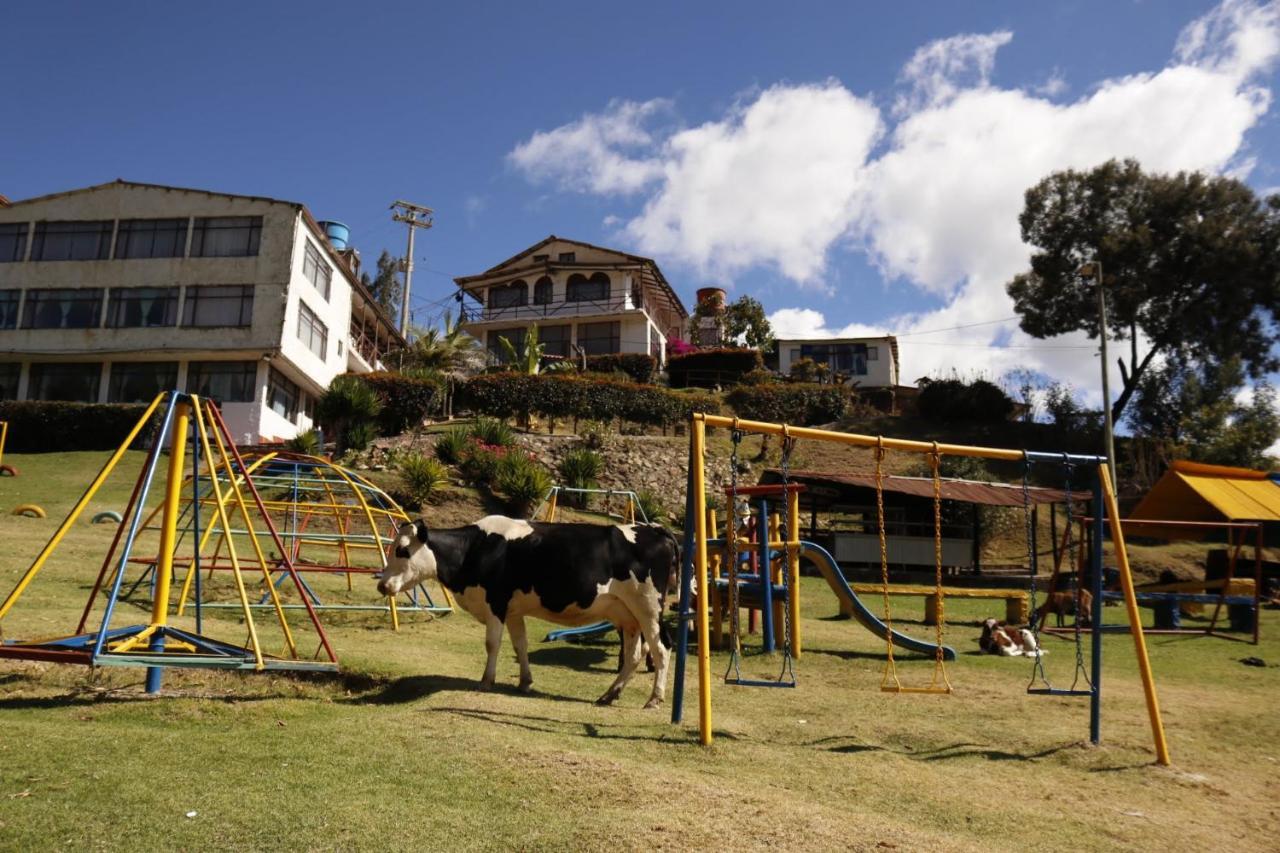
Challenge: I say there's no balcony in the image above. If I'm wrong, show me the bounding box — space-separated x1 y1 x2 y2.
459 293 642 325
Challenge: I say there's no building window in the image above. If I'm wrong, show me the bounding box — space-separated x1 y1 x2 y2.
190 216 262 257
532 254 549 262
867 346 878 361
114 219 189 259
790 348 800 362
108 362 178 403
487 328 527 362
267 367 300 421
533 276 553 305
566 272 609 302
106 287 178 328
540 324 571 358
577 321 620 356
186 361 256 403
0 363 19 400
0 223 28 262
30 221 113 261
488 280 527 309
0 290 19 329
182 285 254 327
302 241 332 299
558 252 576 263
297 301 328 360
22 288 103 329
27 362 101 402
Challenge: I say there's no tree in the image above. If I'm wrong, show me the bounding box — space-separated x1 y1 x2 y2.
497 323 544 375
724 295 775 351
315 375 383 456
1006 159 1280 424
360 250 403 322
395 311 482 376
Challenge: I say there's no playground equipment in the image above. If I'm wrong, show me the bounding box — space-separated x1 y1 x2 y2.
10 504 45 518
126 452 452 629
92 511 123 524
0 420 15 476
0 392 338 692
537 485 647 524
671 414 1171 768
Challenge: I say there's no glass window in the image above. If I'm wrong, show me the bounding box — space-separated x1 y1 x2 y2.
302 241 332 299
114 219 188 259
27 362 101 402
30 221 112 261
22 288 103 329
267 367 300 421
558 252 576 262
566 273 609 302
487 328 527 362
540 325 571 358
0 223 28 262
297 301 328 360
0 363 18 400
190 216 262 257
867 346 878 361
182 285 253 327
186 361 257 403
0 290 19 329
108 362 177 403
790 348 800 362
489 281 527 309
106 287 178 328
533 276 553 305
577 321 620 356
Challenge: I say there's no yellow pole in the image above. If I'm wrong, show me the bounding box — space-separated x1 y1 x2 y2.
150 401 191 626
324 460 403 621
0 393 164 621
692 416 713 745
787 487 801 658
546 491 558 523
0 420 7 469
1099 463 1171 766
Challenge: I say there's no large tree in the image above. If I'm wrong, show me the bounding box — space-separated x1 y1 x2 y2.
1006 159 1280 423
360 250 403 322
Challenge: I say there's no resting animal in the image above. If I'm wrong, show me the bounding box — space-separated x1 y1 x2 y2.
1034 589 1093 630
978 617 1042 657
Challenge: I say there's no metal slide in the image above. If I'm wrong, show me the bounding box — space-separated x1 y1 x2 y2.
799 541 957 661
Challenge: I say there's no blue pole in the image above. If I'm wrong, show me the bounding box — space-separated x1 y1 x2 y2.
191 411 203 635
670 442 697 726
1090 468 1104 744
757 497 775 654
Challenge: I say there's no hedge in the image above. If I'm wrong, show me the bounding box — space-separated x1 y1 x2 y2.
0 401 155 452
583 353 658 384
459 374 722 430
725 382 850 426
666 348 763 389
355 371 442 435
916 378 1014 423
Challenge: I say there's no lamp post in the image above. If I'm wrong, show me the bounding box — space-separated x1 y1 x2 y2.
1080 261 1117 489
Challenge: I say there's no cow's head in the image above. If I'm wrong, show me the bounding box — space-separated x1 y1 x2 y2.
377 519 437 597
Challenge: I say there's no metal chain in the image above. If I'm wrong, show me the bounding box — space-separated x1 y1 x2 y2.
776 428 797 685
1024 454 1051 690
876 439 901 690
929 445 952 692
725 425 744 682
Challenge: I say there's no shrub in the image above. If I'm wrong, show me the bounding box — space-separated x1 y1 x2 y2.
559 447 604 506
343 421 378 454
635 488 666 523
470 416 515 448
494 453 552 518
667 348 763 389
788 357 822 383
316 375 383 455
459 439 503 485
740 368 778 385
725 383 850 426
357 371 442 435
433 427 469 464
398 452 449 506
286 429 321 455
578 419 611 449
916 377 1015 423
583 353 658 384
0 401 155 452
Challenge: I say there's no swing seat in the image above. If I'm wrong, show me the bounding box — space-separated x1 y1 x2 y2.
1026 687 1093 697
881 685 952 695
725 677 796 688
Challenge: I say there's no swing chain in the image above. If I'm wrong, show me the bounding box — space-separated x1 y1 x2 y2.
725 426 744 682
777 427 797 684
1024 454 1052 691
929 445 949 684
875 439 900 688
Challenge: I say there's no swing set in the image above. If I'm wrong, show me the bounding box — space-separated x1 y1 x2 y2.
670 413 1171 767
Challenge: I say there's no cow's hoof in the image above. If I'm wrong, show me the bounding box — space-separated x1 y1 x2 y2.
518 680 534 694
477 680 495 692
595 691 620 706
643 696 664 710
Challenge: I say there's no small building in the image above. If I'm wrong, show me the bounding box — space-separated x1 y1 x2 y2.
0 180 404 441
773 335 900 387
453 236 688 365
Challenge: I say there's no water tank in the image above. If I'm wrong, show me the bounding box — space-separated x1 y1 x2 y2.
317 221 350 251
696 287 727 312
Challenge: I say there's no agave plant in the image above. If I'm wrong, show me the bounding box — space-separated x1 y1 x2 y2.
315 376 382 456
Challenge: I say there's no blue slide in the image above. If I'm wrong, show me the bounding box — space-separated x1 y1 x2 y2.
799 541 957 661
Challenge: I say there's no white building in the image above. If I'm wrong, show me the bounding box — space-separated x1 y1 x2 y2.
775 336 900 388
453 236 688 364
0 180 404 441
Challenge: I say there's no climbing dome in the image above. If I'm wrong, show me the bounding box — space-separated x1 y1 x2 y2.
137 451 453 626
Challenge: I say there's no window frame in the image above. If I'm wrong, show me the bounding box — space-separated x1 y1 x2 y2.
0 289 20 329
540 324 572 358
106 286 179 328
487 327 528 362
114 218 189 260
302 240 332 300
181 284 254 328
21 288 104 329
190 216 263 258
30 220 113 262
267 367 301 422
297 300 328 360
0 363 19 401
0 223 28 263
107 361 179 403
566 272 609 303
488 280 528 309
27 361 102 402
533 276 553 305
186 360 257 404
577 321 620 356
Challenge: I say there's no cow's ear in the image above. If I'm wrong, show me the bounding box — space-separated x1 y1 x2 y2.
415 520 430 544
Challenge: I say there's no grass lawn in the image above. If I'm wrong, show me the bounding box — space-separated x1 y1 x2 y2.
1 450 1278 851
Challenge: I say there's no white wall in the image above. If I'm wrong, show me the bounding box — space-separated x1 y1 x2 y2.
777 338 897 387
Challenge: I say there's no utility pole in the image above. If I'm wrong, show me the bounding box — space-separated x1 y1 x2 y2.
1080 260 1117 489
390 200 433 338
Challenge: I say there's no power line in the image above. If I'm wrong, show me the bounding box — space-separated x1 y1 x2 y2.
893 316 1021 337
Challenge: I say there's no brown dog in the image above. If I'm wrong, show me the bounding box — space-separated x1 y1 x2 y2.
1034 590 1093 630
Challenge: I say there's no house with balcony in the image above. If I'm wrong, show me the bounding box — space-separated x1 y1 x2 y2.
453 236 688 365
0 180 404 441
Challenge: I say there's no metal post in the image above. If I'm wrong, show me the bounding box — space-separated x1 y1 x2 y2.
757 497 775 654
147 399 191 694
692 417 713 745
400 222 415 337
1084 261 1118 489
1090 470 1104 744
670 442 697 726
391 200 434 338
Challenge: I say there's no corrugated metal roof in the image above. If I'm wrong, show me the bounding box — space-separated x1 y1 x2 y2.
1129 460 1280 523
760 469 1072 507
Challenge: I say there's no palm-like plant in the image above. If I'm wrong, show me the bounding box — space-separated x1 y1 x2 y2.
315 375 383 456
498 323 544 375
398 311 483 375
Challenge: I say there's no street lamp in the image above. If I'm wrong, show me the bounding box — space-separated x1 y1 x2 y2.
1079 261 1117 489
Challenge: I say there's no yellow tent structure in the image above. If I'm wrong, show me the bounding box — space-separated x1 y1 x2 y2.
1129 460 1280 538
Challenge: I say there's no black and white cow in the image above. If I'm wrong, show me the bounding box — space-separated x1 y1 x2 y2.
377 515 679 708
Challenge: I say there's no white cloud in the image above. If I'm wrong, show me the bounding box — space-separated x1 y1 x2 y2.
894 30 1013 114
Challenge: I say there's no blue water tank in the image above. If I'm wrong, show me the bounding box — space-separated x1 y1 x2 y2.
318 220 350 250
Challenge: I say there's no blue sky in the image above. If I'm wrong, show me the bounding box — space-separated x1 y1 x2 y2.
3 1 1277 394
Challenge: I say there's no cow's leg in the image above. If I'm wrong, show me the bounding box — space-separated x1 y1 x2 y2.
507 615 533 693
596 624 643 706
479 617 504 690
633 604 670 709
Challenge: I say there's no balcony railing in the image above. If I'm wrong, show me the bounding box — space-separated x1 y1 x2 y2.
349 320 390 368
459 294 642 324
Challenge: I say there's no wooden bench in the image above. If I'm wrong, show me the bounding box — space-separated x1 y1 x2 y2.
847 583 1028 625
